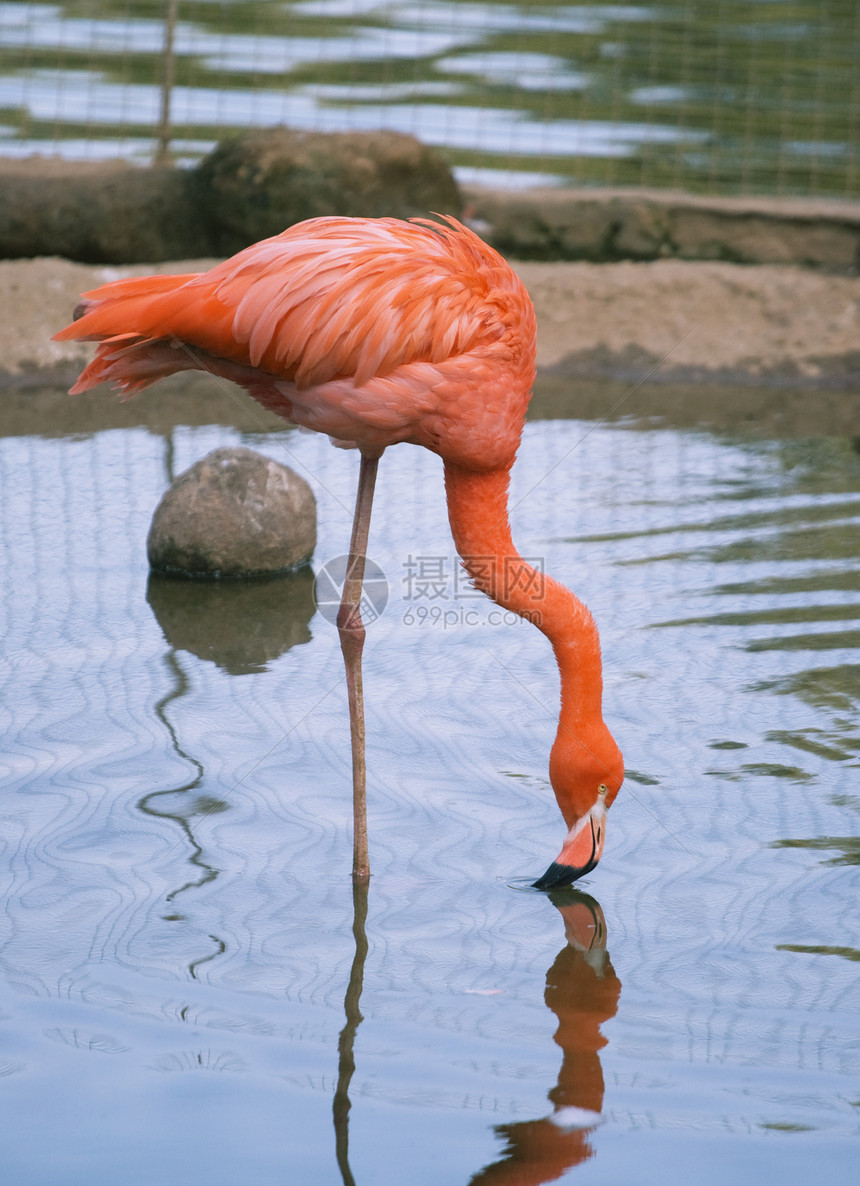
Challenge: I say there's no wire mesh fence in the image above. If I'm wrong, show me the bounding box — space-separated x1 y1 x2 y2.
1 0 857 199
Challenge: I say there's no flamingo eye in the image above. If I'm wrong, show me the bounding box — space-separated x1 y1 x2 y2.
598 783 608 796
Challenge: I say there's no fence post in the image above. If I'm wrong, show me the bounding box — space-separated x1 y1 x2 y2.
155 0 180 165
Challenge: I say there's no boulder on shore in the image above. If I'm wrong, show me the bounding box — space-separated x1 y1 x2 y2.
0 130 462 264
194 128 463 255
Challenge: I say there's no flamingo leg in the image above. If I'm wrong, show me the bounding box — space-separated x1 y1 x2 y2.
336 451 380 882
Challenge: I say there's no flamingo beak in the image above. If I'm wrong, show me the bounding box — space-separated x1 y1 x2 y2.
532 792 607 890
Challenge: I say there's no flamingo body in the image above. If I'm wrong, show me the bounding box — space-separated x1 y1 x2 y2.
58 217 534 472
55 214 623 885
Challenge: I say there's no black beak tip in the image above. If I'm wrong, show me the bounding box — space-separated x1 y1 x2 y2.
532 861 581 891
532 856 600 890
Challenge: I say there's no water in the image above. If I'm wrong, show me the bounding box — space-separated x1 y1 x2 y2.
1 0 857 196
0 373 857 1182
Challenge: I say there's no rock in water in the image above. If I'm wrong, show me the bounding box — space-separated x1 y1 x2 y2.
147 447 316 578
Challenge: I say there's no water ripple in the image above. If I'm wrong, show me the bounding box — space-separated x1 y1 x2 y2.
0 401 858 1180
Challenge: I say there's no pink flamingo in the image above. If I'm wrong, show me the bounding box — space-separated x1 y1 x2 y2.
54 215 624 886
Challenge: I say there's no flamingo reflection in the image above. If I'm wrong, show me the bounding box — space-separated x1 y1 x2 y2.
469 890 621 1184
333 878 369 1186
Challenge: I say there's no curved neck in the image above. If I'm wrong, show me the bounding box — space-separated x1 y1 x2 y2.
443 462 605 728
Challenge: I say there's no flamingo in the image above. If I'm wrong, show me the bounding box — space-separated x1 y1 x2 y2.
54 214 624 887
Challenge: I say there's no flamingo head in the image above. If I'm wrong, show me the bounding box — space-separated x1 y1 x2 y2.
533 724 624 890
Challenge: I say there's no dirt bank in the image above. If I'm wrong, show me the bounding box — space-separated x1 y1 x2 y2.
517 257 860 386
2 253 858 391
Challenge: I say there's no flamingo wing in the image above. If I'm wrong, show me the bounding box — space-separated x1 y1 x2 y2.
55 216 523 393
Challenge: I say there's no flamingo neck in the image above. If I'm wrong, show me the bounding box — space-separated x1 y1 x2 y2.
443 462 605 731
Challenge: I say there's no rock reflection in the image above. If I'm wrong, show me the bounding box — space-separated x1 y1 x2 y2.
470 891 621 1184
146 566 315 675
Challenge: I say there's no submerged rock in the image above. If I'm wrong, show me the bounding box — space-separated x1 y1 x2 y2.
147 446 316 578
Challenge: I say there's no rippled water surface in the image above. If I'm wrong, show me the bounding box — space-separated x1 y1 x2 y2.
1 0 858 194
1 377 858 1183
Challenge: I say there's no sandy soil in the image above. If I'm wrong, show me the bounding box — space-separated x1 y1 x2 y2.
1 254 858 389
517 259 860 386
